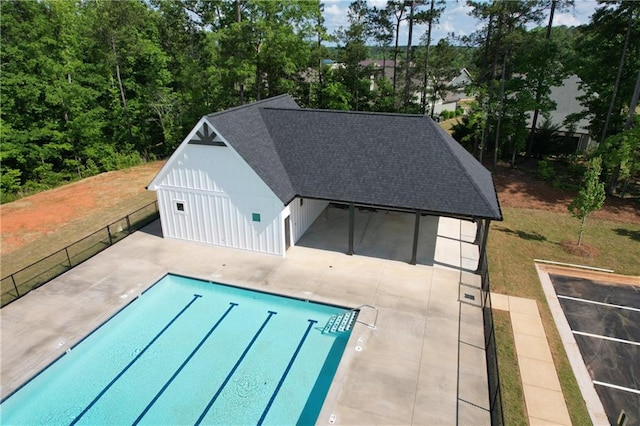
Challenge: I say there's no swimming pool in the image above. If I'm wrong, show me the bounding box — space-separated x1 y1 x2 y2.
0 274 356 425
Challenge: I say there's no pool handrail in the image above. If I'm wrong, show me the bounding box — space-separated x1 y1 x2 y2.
350 304 378 329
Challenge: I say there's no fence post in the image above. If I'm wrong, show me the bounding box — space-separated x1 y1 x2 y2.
11 274 20 297
126 215 132 234
107 225 113 245
65 247 72 267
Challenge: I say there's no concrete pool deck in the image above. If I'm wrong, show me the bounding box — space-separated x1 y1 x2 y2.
1 209 491 424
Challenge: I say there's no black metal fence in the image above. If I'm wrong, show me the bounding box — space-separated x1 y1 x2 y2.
480 254 504 426
1 201 159 308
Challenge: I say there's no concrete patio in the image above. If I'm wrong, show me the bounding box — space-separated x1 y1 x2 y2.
1 207 491 424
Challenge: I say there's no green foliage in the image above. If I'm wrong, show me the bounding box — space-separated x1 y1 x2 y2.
451 105 485 157
568 156 606 245
572 2 640 140
0 0 323 202
3 0 632 205
596 120 640 194
537 159 556 182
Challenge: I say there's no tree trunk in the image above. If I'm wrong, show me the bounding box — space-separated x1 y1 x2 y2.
577 215 586 246
404 0 415 108
493 51 507 169
391 5 406 108
392 19 401 103
481 11 493 83
421 0 435 115
624 68 640 130
478 120 486 163
600 10 632 143
111 35 133 145
526 0 556 158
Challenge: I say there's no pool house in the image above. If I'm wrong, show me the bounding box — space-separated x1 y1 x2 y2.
147 94 502 265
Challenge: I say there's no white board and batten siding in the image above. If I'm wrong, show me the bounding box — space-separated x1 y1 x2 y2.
285 197 329 245
153 136 285 256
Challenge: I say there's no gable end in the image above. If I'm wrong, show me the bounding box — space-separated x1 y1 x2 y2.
189 122 226 146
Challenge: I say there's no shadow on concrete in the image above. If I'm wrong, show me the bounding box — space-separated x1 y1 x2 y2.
296 206 438 266
139 219 164 238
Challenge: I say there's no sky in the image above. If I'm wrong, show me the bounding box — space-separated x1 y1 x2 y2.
322 0 600 46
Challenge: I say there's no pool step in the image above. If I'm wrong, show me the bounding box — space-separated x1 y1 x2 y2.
322 311 356 334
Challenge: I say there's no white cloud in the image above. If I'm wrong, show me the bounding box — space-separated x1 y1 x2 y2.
553 13 582 27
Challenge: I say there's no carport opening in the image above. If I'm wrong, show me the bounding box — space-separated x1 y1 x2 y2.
295 204 439 265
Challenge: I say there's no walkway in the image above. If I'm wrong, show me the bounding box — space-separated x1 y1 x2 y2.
492 294 572 425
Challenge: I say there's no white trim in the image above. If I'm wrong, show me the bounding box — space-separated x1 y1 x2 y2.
534 259 614 273
558 295 640 313
148 116 216 190
572 330 640 347
593 380 640 395
173 199 187 214
535 264 609 425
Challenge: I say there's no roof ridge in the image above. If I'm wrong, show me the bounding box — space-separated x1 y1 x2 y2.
261 107 426 119
429 120 499 218
208 94 293 118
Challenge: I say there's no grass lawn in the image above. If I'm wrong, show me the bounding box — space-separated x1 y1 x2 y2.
488 206 640 425
493 309 527 426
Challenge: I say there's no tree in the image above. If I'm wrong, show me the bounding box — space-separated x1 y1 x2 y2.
573 2 640 143
597 118 640 198
417 0 446 114
568 156 606 246
465 0 545 166
526 0 574 158
334 0 372 111
386 0 407 105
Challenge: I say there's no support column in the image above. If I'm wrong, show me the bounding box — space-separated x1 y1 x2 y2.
348 203 355 255
475 219 491 274
410 210 421 265
474 218 483 245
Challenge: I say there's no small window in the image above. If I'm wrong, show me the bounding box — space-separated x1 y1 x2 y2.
300 198 304 206
176 202 185 212
252 213 261 222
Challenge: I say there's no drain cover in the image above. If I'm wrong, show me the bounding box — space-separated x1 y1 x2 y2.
464 293 476 301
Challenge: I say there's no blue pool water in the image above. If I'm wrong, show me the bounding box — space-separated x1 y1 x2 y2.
1 274 355 425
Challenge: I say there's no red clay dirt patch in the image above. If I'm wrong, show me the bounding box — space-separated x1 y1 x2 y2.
493 166 640 224
0 162 164 256
560 240 600 257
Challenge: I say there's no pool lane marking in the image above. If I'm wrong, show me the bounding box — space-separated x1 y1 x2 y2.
572 330 640 346
132 302 238 426
557 295 640 313
257 319 318 426
70 294 203 425
593 380 640 395
194 310 278 426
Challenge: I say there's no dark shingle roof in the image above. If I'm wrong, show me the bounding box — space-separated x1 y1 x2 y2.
206 95 299 203
207 95 501 220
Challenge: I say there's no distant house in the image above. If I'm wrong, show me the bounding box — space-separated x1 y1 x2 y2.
362 64 476 115
528 75 593 151
360 59 397 83
148 95 501 261
431 68 475 117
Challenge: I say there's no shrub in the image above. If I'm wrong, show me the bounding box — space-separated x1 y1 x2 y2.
537 159 555 181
